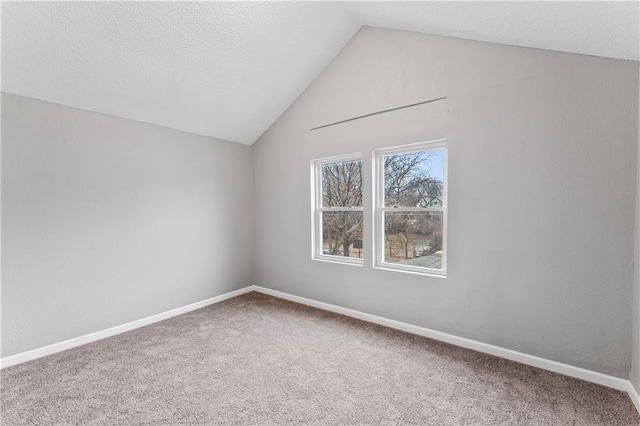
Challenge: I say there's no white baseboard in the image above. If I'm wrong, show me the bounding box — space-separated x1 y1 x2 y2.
251 285 632 394
629 381 640 415
2 284 637 416
0 286 254 369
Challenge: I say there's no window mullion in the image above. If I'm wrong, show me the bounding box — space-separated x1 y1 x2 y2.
373 140 447 276
379 207 444 213
312 154 364 265
319 207 363 212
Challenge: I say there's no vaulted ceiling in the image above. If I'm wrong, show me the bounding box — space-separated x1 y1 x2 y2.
2 1 638 145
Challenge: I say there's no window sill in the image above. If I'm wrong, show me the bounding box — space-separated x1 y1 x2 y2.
313 255 364 267
373 263 446 278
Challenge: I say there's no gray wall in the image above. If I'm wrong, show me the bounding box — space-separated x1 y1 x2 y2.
253 27 639 378
633 66 640 392
1 93 254 358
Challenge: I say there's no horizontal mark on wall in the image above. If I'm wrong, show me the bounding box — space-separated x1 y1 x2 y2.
310 96 447 131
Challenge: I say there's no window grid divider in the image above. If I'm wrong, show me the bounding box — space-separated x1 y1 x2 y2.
311 153 364 265
373 139 448 278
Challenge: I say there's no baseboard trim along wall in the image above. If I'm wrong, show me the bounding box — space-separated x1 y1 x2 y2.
250 286 633 395
630 381 640 415
0 286 254 369
1 284 638 415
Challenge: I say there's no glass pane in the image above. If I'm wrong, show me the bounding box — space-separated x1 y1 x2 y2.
321 159 363 207
383 147 444 208
383 211 443 269
321 211 363 259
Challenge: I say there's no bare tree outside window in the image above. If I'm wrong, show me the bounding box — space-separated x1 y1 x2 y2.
384 151 443 208
375 143 447 275
320 159 363 259
313 142 446 273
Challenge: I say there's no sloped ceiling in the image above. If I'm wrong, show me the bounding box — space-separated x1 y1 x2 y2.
2 1 638 145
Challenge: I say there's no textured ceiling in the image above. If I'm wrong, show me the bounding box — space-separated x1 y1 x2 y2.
2 1 639 145
356 2 640 63
1 2 359 144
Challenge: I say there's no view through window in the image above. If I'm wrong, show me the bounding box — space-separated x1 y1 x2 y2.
313 154 364 264
312 140 446 275
376 142 446 275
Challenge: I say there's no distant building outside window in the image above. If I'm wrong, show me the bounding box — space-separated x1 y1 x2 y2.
374 140 447 276
311 139 447 277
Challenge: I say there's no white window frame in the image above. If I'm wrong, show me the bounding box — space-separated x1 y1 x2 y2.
311 153 364 266
373 140 448 277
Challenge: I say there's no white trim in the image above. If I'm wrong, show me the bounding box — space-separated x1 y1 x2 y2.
252 285 631 393
373 264 446 279
2 284 637 416
0 286 254 369
380 207 444 213
312 152 364 166
311 153 364 265
629 381 640 415
372 139 448 277
313 255 364 266
319 207 363 212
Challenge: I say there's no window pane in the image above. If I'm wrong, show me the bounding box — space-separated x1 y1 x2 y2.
321 211 363 258
383 211 443 269
321 159 363 207
383 148 444 208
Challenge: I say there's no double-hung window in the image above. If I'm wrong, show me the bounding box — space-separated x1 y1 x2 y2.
374 140 447 276
312 154 364 265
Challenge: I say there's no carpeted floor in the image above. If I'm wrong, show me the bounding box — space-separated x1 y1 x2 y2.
1 292 639 425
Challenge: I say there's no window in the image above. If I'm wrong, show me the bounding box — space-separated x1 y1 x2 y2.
312 154 363 265
374 140 447 276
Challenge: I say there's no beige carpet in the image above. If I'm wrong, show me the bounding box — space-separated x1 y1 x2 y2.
1 292 639 425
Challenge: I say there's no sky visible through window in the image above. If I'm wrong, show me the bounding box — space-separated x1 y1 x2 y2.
380 145 445 272
420 147 444 183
